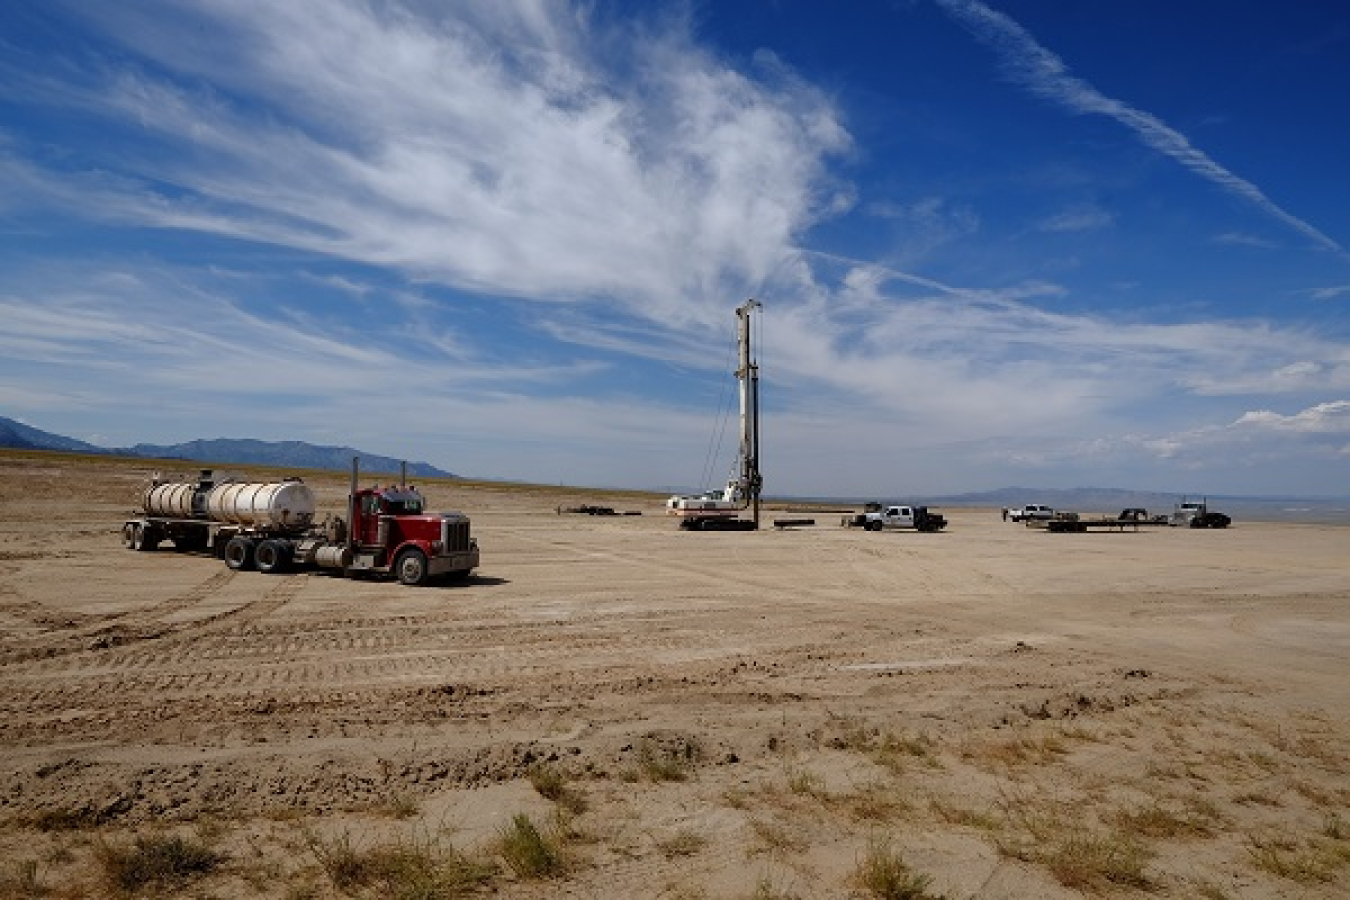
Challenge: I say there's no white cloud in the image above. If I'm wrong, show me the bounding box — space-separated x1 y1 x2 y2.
20 0 851 329
1233 401 1350 434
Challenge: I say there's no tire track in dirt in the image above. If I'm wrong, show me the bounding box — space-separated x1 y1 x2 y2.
0 595 803 722
0 569 242 666
500 527 865 607
98 568 239 627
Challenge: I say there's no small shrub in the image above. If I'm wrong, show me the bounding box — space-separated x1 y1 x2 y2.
96 832 224 894
497 813 564 878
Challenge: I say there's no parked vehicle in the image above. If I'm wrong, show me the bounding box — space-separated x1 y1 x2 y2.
858 504 947 532
1009 504 1055 522
1171 497 1232 529
123 458 479 585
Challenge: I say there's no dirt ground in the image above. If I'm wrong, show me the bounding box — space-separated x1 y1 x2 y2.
1 451 1348 899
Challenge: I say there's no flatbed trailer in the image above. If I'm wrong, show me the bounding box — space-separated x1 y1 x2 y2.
1037 518 1170 533
1031 509 1173 533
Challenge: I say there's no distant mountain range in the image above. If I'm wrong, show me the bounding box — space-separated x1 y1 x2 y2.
0 415 456 479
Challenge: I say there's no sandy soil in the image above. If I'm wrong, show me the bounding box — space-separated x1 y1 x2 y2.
1 451 1348 898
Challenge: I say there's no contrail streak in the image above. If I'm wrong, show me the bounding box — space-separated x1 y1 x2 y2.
935 0 1344 255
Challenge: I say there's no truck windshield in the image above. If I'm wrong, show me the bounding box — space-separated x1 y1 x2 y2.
381 490 424 515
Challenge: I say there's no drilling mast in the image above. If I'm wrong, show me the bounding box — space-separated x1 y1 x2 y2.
736 299 763 528
664 299 764 530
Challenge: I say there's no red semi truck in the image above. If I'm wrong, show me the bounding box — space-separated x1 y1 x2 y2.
123 458 479 586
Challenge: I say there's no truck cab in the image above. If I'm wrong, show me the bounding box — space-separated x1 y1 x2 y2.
348 485 479 584
1010 504 1054 522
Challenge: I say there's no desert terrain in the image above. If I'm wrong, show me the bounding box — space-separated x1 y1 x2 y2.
1 450 1347 898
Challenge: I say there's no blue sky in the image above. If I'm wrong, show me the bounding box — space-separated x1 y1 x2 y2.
2 1 1348 498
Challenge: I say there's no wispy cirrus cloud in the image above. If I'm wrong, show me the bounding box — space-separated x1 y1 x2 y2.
934 0 1345 257
1309 284 1350 301
1213 232 1278 249
1038 206 1113 233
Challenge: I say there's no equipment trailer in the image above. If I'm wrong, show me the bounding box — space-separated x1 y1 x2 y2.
123 458 479 585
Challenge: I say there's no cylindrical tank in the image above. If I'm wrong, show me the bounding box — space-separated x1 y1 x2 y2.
314 544 353 569
143 482 198 519
204 480 316 528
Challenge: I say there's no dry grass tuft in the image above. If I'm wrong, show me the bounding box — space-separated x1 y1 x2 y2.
1245 821 1350 884
529 764 588 815
306 827 494 896
845 780 913 822
852 836 944 899
658 828 709 859
0 859 46 899
785 767 826 799
1042 832 1153 891
496 813 566 879
96 832 224 895
637 739 697 783
1111 799 1221 838
961 732 1069 770
928 798 1001 831
747 817 808 856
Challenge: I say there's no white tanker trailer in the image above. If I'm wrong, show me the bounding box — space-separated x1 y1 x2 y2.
123 458 479 586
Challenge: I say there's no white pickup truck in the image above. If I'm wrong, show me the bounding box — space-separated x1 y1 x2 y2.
862 504 947 532
1009 504 1054 522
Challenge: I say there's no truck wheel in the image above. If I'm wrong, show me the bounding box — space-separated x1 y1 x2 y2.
122 523 138 549
224 536 256 571
395 549 429 586
255 540 291 574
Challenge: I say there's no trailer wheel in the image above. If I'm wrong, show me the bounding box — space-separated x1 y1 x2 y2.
224 536 256 571
255 540 291 574
131 523 160 552
395 548 429 586
122 523 138 549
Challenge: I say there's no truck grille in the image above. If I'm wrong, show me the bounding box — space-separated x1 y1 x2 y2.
441 517 472 552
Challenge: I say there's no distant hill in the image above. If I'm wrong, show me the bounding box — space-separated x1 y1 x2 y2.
0 416 106 454
0 415 456 479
